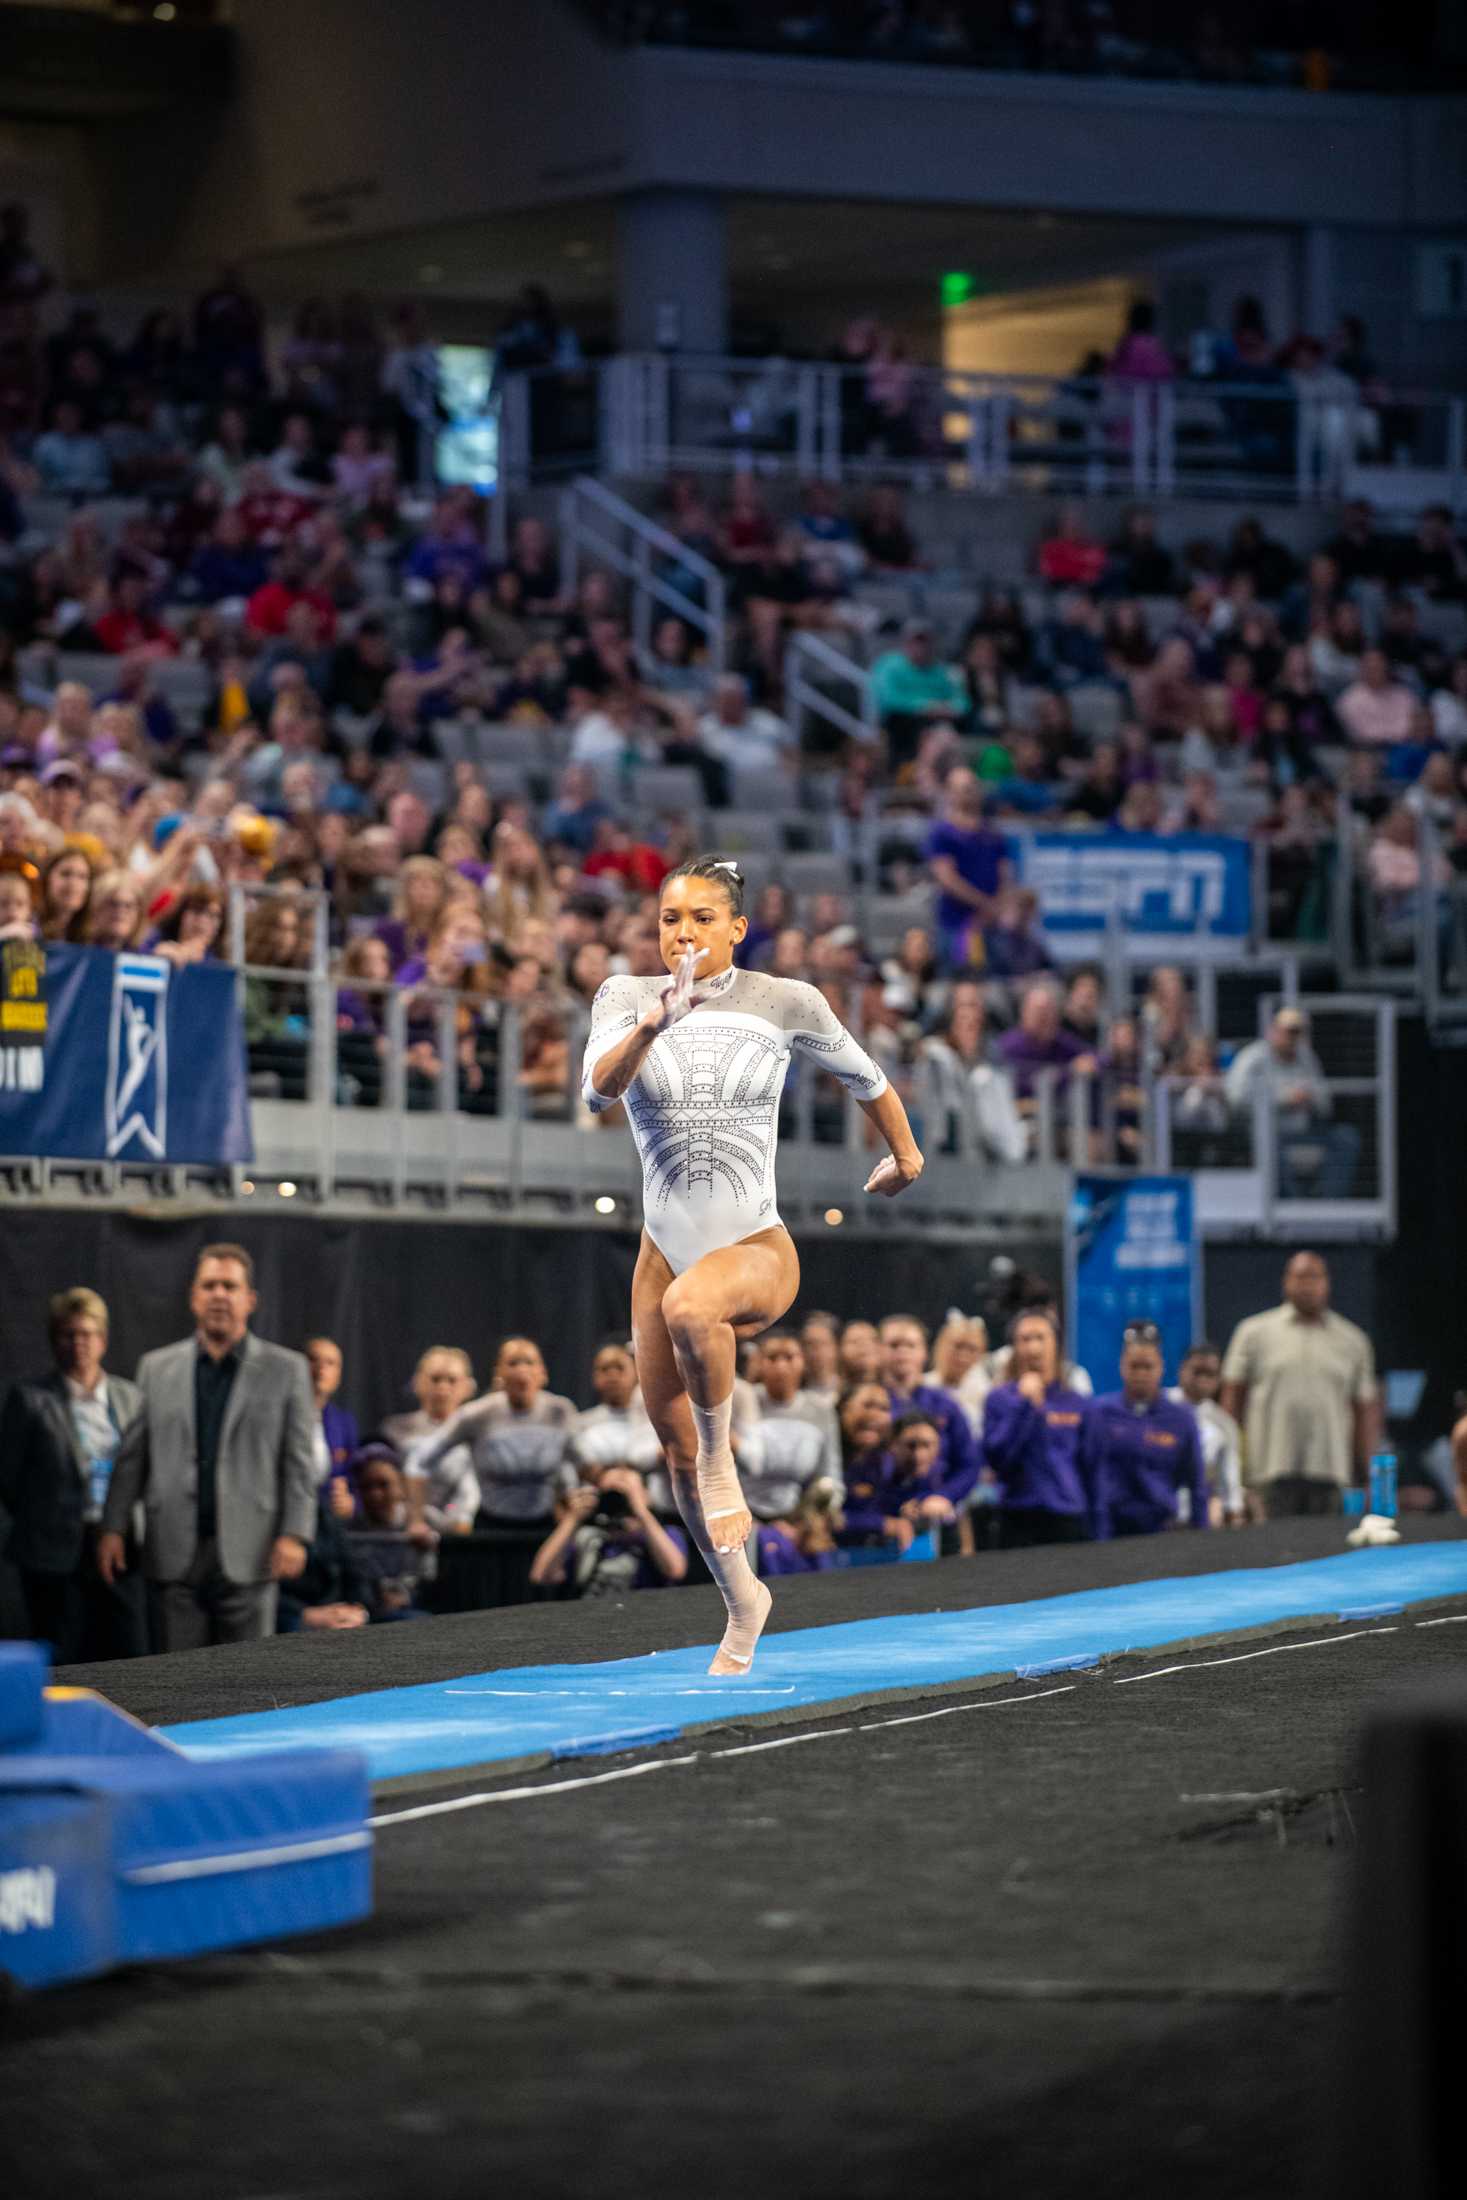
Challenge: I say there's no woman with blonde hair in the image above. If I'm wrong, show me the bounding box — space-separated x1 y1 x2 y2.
925 1314 992 1433
85 868 147 950
376 852 449 975
484 820 557 946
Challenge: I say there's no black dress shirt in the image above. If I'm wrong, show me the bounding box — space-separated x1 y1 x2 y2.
194 1341 242 1541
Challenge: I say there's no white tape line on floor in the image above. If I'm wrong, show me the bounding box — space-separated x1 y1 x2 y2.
368 1688 1073 1825
368 1614 1462 1828
1112 1627 1397 1685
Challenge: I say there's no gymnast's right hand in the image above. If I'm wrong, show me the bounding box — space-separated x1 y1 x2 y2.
645 946 709 1034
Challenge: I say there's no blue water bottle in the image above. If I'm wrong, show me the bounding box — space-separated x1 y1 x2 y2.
1368 1450 1398 1519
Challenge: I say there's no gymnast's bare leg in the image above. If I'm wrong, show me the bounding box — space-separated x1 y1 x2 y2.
634 1225 799 1674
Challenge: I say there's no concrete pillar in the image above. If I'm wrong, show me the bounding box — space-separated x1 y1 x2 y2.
616 188 728 355
1301 223 1336 341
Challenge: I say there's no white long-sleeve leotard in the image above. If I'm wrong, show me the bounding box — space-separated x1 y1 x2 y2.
581 967 888 1275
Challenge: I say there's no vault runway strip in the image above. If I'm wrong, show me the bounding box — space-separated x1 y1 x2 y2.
160 1544 1467 1784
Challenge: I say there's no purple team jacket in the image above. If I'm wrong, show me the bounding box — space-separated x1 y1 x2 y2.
1081 1390 1207 1538
886 1382 981 1508
981 1381 1092 1518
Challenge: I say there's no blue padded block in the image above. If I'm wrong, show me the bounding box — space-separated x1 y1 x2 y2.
0 1787 115 1988
9 1687 178 1762
1 1688 373 1980
0 1643 48 1749
0 1746 372 1965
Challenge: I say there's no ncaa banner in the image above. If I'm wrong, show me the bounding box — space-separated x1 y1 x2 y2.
1065 1174 1200 1390
1007 832 1252 955
0 944 252 1165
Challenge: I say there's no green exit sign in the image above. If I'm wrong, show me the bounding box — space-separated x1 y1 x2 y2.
941 271 978 307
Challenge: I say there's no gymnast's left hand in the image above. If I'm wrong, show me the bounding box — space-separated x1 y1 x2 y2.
864 1149 924 1197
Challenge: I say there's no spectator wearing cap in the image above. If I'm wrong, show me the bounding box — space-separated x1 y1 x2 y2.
981 1311 1094 1548
925 765 1008 968
871 617 967 770
1221 1252 1379 1519
1225 1005 1359 1200
345 1449 435 1620
1082 1324 1207 1539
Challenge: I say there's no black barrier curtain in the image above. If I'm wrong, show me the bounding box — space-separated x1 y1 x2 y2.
0 1207 1416 1432
0 1213 1055 1430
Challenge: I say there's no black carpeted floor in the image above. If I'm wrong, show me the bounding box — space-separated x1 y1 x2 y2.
4 1521 1465 2199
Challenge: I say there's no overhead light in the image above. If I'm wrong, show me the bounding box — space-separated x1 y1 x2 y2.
154 2 177 17
278 1181 298 1199
240 1179 255 1195
824 1207 844 1227
594 1195 617 1216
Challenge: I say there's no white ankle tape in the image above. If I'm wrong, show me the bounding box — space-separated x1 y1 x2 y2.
689 1396 743 1520
689 1395 732 1463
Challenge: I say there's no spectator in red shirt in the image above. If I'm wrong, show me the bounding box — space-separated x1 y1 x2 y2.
236 459 316 549
582 816 670 894
1038 506 1107 590
93 568 179 658
246 549 338 642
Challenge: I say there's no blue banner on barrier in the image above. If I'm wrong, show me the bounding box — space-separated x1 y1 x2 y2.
1066 1174 1200 1389
0 944 252 1165
1007 832 1252 950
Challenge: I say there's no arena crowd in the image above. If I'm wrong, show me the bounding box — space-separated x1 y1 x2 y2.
3 1241 1464 1668
3 222 1465 1173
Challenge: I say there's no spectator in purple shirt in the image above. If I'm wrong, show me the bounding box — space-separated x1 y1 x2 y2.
982 1311 1093 1548
756 1485 842 1577
997 979 1096 1105
925 766 1009 968
405 492 488 594
837 1382 912 1551
879 1315 980 1514
1082 1323 1208 1539
982 883 1055 983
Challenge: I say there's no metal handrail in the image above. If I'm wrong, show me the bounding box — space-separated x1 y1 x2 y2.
557 474 727 669
783 627 879 749
501 355 1467 513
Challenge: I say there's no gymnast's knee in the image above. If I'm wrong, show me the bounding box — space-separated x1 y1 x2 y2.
660 1279 722 1358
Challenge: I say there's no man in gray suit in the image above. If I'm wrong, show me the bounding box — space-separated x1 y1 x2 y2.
0 1286 146 1664
98 1243 316 1649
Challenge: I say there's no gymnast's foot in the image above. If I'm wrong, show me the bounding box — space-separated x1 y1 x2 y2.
707 1499 752 1555
708 1580 772 1676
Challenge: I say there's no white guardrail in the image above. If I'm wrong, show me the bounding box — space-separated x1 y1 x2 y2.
500 356 1467 513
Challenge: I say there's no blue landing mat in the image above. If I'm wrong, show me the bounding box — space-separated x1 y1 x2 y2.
162 1546 1467 1785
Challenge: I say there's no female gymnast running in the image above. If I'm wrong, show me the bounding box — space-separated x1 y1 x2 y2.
582 855 924 1674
